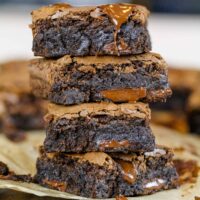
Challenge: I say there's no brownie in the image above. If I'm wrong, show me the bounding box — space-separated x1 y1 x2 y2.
35 146 178 198
0 160 33 183
30 52 171 105
1 93 45 130
0 61 46 139
44 102 154 153
31 3 151 57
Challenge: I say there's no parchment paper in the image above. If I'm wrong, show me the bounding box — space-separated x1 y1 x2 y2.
0 125 199 200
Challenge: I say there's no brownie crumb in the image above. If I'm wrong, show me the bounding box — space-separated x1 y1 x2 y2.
7 174 33 183
0 161 9 176
174 159 199 185
0 161 33 183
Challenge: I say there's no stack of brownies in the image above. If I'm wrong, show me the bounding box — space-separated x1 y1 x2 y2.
29 3 178 198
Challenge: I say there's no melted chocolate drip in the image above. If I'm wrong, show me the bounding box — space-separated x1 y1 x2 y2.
99 4 136 53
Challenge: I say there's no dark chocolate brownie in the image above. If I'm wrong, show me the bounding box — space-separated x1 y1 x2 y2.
31 3 151 57
0 61 46 140
30 53 171 105
44 102 154 153
35 146 178 198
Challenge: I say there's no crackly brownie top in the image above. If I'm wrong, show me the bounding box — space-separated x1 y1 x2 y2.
45 102 150 121
0 60 30 94
111 146 171 161
31 3 149 26
46 151 115 170
31 52 167 71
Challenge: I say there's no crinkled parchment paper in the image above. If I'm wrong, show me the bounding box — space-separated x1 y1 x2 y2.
0 125 200 200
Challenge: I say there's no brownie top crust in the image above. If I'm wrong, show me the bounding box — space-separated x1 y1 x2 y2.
31 3 149 26
43 146 171 170
32 52 165 68
46 102 151 120
0 60 30 94
46 151 115 170
111 146 171 161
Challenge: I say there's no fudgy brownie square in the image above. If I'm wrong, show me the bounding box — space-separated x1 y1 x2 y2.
30 53 171 105
35 146 178 198
44 102 154 153
31 3 151 57
0 61 46 140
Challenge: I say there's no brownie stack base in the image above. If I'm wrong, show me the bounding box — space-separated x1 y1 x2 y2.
30 53 171 105
35 146 178 198
44 102 154 153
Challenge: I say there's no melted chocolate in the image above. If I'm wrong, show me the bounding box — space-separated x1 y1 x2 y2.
99 140 130 150
43 179 67 192
101 88 146 102
99 4 136 52
115 195 128 200
100 4 136 33
117 160 136 184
